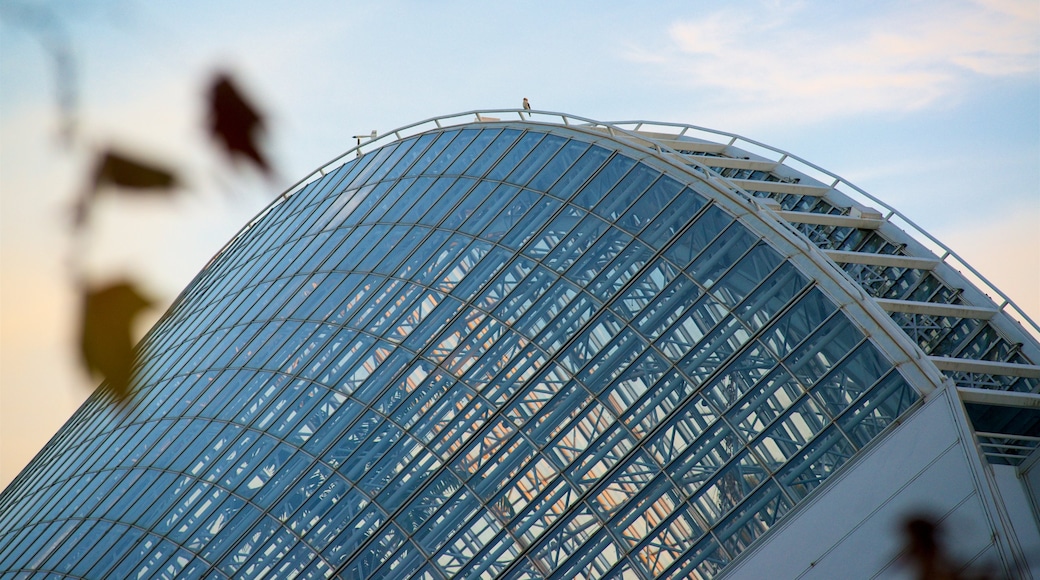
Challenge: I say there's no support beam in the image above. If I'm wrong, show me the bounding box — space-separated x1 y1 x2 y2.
935 359 1040 382
704 157 777 172
775 211 883 229
957 386 1040 407
879 299 997 320
650 138 729 155
823 250 940 270
730 178 830 197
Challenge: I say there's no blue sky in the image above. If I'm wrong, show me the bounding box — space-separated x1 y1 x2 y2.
1 0 1037 487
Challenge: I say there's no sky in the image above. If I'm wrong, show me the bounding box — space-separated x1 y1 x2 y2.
1 0 1037 490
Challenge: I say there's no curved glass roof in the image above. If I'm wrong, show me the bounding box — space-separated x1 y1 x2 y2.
0 111 1033 579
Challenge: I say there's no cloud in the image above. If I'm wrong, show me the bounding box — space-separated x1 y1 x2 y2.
627 0 1039 124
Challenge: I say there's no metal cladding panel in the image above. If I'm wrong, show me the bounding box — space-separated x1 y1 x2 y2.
0 123 925 579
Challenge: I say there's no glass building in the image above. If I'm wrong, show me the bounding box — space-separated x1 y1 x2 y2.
1 110 1037 579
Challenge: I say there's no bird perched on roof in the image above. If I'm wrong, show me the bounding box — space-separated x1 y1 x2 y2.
522 97 531 110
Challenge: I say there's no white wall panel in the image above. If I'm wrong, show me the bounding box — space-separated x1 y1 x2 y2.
990 464 1040 576
722 388 1012 579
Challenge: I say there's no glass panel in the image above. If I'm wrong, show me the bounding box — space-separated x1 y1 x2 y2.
433 511 502 575
609 474 686 548
758 288 836 359
623 372 713 441
341 182 395 228
688 451 766 526
504 134 567 186
376 451 442 513
590 449 659 520
638 189 702 250
528 504 603 574
345 142 401 188
486 132 545 181
776 425 857 500
520 204 586 258
477 188 536 242
437 180 494 230
837 371 919 448
699 341 778 414
726 368 805 443
527 140 591 192
687 224 757 289
678 318 753 387
662 205 731 268
612 258 681 322
444 129 500 175
810 340 892 416
500 196 563 250
536 293 599 355
592 164 660 221
541 214 611 274
565 424 633 493
663 422 739 497
217 516 281 575
617 176 686 234
599 349 670 418
462 184 523 237
633 504 704 579
427 130 480 175
380 135 430 181
372 540 427 580
413 487 481 554
714 479 792 558
304 487 370 552
510 279 579 339
547 145 612 199
577 328 646 395
709 243 782 309
399 178 456 224
464 129 521 177
405 130 462 177
466 334 544 400
398 471 463 535
751 395 831 472
389 368 456 431
565 227 632 288
653 291 723 361
734 261 808 331
786 314 862 387
573 155 636 210
588 239 653 301
450 245 511 303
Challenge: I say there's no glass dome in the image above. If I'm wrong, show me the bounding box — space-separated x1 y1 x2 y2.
1 111 1034 579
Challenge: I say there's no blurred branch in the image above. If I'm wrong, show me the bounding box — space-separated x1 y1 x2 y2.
0 1 79 145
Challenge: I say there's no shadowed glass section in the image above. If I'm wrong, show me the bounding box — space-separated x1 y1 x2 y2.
0 124 918 579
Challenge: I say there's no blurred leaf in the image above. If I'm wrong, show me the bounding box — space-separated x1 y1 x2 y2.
79 281 152 405
207 72 270 174
92 149 178 192
72 149 180 227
